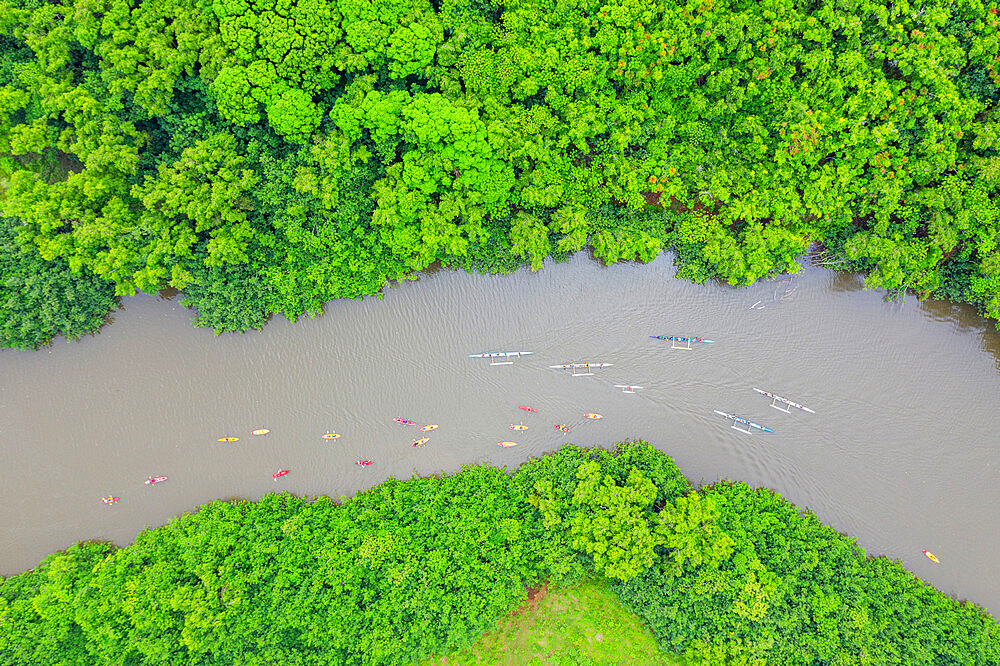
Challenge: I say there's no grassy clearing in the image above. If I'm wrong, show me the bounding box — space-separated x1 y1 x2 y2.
422 579 683 665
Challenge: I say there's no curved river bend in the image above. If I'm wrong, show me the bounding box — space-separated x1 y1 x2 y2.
2 253 998 614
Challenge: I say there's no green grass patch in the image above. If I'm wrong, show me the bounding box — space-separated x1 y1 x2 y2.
423 579 682 665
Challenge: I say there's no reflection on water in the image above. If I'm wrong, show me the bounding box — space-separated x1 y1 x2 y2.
1 252 999 616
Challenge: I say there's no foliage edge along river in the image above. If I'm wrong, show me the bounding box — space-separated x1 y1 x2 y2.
1 442 998 665
2 0 1000 348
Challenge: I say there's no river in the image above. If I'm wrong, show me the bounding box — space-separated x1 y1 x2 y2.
1 252 998 615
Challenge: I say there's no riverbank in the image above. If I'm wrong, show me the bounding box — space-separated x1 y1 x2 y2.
1 441 996 665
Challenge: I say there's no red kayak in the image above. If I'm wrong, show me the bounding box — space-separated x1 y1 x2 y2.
145 476 168 485
393 418 417 425
273 470 290 479
518 406 538 413
356 460 374 466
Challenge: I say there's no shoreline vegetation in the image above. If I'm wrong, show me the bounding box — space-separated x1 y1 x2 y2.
1 441 997 665
2 0 1000 349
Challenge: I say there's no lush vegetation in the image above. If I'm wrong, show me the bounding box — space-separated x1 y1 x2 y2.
421 578 678 665
1 441 997 664
2 0 1000 346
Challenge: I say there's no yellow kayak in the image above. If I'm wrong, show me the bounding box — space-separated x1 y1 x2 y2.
322 433 342 440
498 441 518 447
923 549 940 564
251 429 270 436
420 424 439 432
510 424 529 431
218 437 239 442
584 413 603 420
412 437 430 447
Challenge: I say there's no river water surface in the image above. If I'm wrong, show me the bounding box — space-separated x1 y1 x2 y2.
2 253 999 615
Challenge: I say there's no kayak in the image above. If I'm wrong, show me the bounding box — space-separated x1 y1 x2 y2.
393 418 417 425
102 496 119 504
554 424 571 433
411 437 429 447
356 460 374 466
923 549 940 564
251 429 270 436
322 433 342 439
420 424 439 431
145 476 168 485
510 424 529 431
273 470 290 478
498 441 518 447
518 406 538 413
218 437 239 442
583 413 603 420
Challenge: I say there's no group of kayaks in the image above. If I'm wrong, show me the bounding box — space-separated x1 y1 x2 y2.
393 417 440 449
497 407 603 447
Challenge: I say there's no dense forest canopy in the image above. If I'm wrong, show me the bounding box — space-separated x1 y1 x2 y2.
1 442 997 664
1 0 999 347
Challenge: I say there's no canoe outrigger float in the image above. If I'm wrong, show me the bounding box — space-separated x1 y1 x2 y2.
713 410 774 434
549 362 613 376
753 388 815 414
651 336 714 350
468 351 533 366
614 385 646 393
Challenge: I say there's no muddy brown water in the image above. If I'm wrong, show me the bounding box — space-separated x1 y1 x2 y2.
2 253 998 616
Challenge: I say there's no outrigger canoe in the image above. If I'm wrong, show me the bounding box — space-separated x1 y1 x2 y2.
251 429 270 436
468 351 533 358
498 441 518 447
102 496 119 504
583 413 603 420
510 424 529 431
554 424 571 433
412 437 429 447
923 549 940 564
273 470 290 479
420 424 439 431
650 336 714 343
218 437 239 442
518 406 538 413
393 418 417 426
322 433 342 439
753 388 815 414
713 410 774 433
356 460 374 466
145 476 167 485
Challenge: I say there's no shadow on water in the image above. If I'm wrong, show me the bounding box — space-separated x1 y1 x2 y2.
918 297 1000 371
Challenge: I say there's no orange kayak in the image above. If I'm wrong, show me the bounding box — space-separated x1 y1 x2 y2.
218 437 239 442
322 433 342 440
498 441 518 447
922 549 940 564
251 429 270 436
583 413 603 420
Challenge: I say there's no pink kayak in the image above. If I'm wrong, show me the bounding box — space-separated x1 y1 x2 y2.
356 460 374 466
273 470 290 479
145 476 168 485
393 418 416 425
